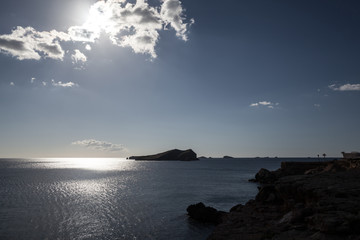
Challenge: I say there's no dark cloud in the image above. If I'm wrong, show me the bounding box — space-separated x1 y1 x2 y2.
0 38 26 51
38 43 62 55
136 35 153 44
133 8 160 24
165 0 181 11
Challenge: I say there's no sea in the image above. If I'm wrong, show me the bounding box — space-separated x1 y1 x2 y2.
0 157 323 240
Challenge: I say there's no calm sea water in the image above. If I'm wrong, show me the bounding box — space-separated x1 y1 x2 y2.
0 158 320 240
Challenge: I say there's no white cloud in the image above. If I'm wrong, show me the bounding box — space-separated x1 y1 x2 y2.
0 26 70 60
85 44 92 51
0 0 193 60
70 0 165 58
42 81 47 86
160 0 194 41
314 104 320 107
250 101 278 109
30 77 36 83
71 49 87 64
72 139 127 152
259 101 272 106
329 83 360 91
10 82 15 86
51 79 77 88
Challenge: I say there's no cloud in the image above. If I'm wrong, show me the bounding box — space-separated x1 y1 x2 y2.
314 104 320 107
71 0 165 58
10 82 15 86
160 0 194 41
71 49 87 64
329 84 360 91
51 79 77 87
42 81 47 86
30 77 36 83
72 139 127 152
85 44 92 51
0 26 70 60
250 101 278 109
0 0 193 60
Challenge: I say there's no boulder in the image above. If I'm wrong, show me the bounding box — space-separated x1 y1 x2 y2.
255 168 277 184
186 202 226 225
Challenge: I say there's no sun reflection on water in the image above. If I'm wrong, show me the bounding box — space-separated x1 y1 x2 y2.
27 158 134 171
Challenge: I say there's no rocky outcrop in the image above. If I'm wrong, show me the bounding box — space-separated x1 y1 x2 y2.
252 168 278 184
251 161 337 184
128 149 198 161
187 202 226 225
197 159 360 240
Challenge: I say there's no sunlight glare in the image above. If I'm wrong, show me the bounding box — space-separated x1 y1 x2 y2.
39 158 131 170
67 158 115 170
84 1 113 36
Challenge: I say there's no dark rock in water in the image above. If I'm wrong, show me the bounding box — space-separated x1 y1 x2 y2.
187 202 226 225
255 168 277 184
128 149 198 161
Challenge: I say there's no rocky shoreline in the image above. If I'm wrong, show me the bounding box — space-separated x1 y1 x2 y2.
188 159 360 240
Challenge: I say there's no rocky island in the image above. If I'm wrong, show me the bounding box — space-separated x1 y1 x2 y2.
188 158 360 239
129 149 198 161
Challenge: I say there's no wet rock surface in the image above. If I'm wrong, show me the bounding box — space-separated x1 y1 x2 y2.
194 159 360 240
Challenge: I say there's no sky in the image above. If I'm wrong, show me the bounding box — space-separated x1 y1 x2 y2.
0 0 360 158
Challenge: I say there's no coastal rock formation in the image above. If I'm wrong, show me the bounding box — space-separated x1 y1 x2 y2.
191 159 360 239
253 168 277 184
252 161 337 184
128 149 198 161
187 202 226 224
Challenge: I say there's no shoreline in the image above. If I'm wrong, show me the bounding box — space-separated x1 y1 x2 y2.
190 158 360 240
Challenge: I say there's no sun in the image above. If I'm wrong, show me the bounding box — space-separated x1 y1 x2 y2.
84 1 113 34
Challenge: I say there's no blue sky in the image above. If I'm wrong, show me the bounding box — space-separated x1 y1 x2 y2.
0 0 360 158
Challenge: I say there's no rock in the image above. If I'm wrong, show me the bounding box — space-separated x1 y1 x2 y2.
255 185 282 204
207 160 360 240
186 202 226 224
223 156 234 159
129 149 198 161
255 168 277 184
229 204 244 212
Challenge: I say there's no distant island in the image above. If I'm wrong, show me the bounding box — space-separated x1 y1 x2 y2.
128 149 198 161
